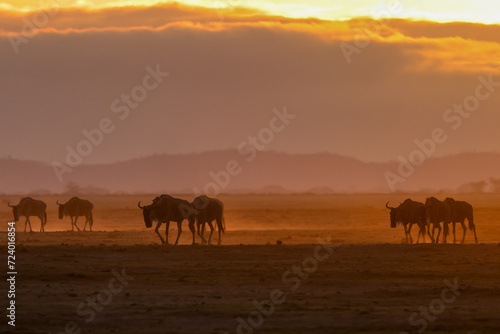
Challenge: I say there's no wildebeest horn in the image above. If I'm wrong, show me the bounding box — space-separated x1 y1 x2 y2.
56 200 62 205
7 202 14 207
385 202 395 210
138 201 144 209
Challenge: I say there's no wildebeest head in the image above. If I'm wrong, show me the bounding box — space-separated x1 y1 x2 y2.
138 201 155 228
385 202 399 228
56 200 66 219
7 202 19 221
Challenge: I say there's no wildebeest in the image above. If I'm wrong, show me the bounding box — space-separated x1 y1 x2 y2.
192 195 226 245
386 199 426 244
8 197 47 232
57 197 94 231
424 197 451 243
138 194 196 245
445 197 478 244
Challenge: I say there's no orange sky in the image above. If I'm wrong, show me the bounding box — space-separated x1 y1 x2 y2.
1 2 500 164
2 4 500 73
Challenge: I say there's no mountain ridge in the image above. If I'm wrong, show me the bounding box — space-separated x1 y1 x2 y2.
1 150 500 194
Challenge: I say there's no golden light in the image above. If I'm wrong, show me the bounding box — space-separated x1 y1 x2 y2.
2 0 500 25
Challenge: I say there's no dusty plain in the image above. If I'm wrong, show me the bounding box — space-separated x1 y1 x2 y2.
1 194 500 334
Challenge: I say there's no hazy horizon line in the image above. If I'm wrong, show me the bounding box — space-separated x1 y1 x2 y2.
2 148 500 166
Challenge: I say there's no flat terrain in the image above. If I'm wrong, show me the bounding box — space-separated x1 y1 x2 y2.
2 194 500 333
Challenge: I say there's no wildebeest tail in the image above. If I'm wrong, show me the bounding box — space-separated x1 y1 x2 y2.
468 208 475 230
220 214 226 233
89 212 94 227
43 212 47 226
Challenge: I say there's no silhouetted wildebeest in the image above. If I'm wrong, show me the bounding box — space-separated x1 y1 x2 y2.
8 197 47 232
424 197 451 243
57 197 94 231
138 194 196 245
386 199 426 244
445 197 478 244
192 195 226 245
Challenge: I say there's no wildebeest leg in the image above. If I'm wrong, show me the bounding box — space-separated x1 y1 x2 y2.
435 224 442 244
416 223 425 243
38 215 44 232
74 216 81 231
407 223 414 244
28 217 34 232
472 225 478 244
164 221 170 245
23 217 28 232
443 221 449 244
452 222 457 244
202 223 207 244
427 222 435 243
188 219 196 245
206 221 215 245
198 222 207 244
201 222 210 244
196 221 202 241
174 221 182 245
402 224 409 243
459 220 466 244
418 229 425 243
82 217 88 231
154 221 165 245
216 218 223 245
83 215 92 231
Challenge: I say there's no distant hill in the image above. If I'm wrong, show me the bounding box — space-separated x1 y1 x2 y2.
1 151 500 194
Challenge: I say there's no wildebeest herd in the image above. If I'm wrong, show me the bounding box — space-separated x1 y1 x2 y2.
8 196 94 233
386 197 478 244
137 194 225 245
7 194 477 244
7 194 226 245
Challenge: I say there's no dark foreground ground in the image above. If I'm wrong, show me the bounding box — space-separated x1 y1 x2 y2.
4 231 500 334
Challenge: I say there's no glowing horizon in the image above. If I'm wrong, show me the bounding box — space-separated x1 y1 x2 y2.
2 0 500 25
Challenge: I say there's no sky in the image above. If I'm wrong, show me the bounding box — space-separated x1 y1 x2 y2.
3 0 500 24
1 1 500 165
